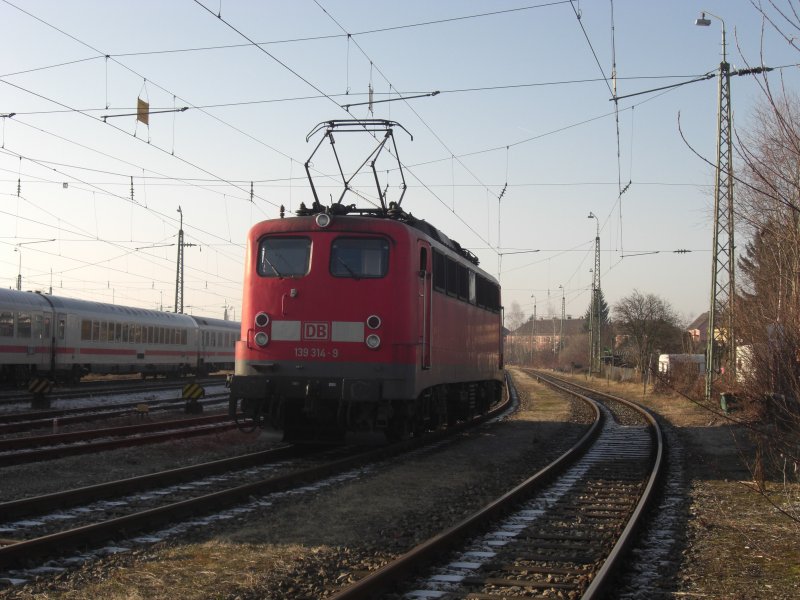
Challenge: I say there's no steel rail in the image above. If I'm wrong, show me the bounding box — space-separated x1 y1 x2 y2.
0 414 231 451
0 444 306 521
534 370 667 600
0 395 228 434
327 374 604 600
0 376 227 406
0 418 239 467
0 383 513 570
0 393 228 427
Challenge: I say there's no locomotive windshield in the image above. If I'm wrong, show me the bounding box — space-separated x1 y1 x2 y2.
258 237 311 278
330 237 389 279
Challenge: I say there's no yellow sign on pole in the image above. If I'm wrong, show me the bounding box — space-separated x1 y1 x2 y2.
137 97 149 125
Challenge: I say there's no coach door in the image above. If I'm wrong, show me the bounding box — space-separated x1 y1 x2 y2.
417 241 432 369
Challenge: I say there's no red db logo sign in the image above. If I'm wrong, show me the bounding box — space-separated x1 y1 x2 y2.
303 322 329 340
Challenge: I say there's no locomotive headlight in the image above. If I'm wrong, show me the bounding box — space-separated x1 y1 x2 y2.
255 312 270 328
254 332 269 347
366 315 381 329
315 213 332 228
365 334 381 349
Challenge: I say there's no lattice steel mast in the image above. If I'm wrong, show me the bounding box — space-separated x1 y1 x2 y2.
697 12 736 400
588 212 601 374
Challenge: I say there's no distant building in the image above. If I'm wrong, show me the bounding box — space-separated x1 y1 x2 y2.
505 316 587 363
686 312 709 352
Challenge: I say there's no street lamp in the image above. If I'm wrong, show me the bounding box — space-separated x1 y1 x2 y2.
695 11 725 62
696 10 736 400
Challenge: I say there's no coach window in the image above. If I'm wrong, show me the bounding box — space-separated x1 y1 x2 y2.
330 237 389 278
17 313 31 338
0 312 13 337
57 316 66 341
258 237 311 278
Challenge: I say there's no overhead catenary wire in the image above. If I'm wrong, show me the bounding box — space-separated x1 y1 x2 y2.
0 0 757 319
0 148 248 304
2 0 573 78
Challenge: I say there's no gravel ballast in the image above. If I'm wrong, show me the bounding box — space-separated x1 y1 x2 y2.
1 368 797 599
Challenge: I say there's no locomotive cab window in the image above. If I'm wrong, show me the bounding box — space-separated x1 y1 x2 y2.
330 237 389 279
258 237 311 278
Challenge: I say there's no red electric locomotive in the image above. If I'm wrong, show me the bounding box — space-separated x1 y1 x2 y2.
229 120 503 439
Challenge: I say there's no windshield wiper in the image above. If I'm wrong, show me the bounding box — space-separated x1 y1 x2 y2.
336 256 360 280
262 253 283 278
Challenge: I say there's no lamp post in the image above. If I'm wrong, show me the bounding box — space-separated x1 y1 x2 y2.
696 10 736 400
587 212 601 375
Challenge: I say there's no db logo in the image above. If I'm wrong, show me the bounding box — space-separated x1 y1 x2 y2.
303 322 329 340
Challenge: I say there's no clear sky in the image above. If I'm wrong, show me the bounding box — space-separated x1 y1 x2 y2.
0 1 796 324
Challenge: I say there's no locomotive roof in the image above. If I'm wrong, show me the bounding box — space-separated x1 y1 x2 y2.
293 202 480 266
264 206 496 283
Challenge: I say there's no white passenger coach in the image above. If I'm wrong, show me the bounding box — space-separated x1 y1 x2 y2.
0 288 238 384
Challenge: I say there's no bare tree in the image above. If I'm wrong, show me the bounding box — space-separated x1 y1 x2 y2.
734 93 800 508
505 301 526 332
613 290 683 375
725 0 800 518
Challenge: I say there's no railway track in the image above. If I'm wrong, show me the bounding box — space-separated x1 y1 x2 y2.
329 370 665 599
0 411 237 466
0 376 228 408
0 393 229 435
0 381 514 584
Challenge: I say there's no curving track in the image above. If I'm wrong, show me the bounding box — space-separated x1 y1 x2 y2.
329 370 665 600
